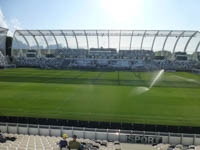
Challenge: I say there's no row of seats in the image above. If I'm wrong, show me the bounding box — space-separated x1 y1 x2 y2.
20 49 154 59
154 60 195 70
118 50 154 57
0 133 122 150
15 57 196 71
54 49 154 58
1 133 200 150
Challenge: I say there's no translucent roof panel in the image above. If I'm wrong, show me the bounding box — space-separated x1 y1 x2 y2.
120 30 132 50
74 30 88 49
86 30 98 49
153 36 167 52
62 30 77 49
164 37 177 53
12 30 200 55
142 30 158 50
14 31 29 50
187 32 200 53
97 30 109 48
131 31 144 50
109 30 120 50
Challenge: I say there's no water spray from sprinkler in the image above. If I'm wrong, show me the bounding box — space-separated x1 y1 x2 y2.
149 69 164 89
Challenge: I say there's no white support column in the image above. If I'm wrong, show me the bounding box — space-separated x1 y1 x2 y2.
83 127 86 139
38 124 40 135
168 132 170 144
49 125 51 136
27 124 29 135
140 30 147 50
16 123 19 134
60 30 69 49
61 126 63 137
72 30 79 49
129 30 134 50
184 31 198 52
193 134 196 145
172 31 185 54
84 30 89 50
95 128 97 140
151 31 159 51
106 129 108 141
49 30 59 49
180 133 183 144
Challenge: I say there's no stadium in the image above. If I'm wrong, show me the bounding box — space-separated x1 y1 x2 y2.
1 27 200 149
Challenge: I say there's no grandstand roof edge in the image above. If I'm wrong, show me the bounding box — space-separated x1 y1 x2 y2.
0 26 8 31
15 29 199 32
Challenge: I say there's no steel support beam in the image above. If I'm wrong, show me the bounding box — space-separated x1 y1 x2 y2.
10 29 198 37
173 31 185 54
129 30 134 50
60 30 69 49
151 31 159 51
140 30 147 50
49 30 59 49
18 31 31 50
17 38 24 57
72 30 79 49
27 30 41 57
11 31 23 57
84 30 89 50
96 30 99 49
38 30 49 54
119 30 121 50
18 31 31 57
195 39 200 52
108 30 110 48
162 31 172 51
184 31 198 52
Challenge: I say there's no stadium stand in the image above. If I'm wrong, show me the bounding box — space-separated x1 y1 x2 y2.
1 29 200 149
1 132 200 150
1 122 200 149
9 30 200 71
13 56 196 71
11 30 200 71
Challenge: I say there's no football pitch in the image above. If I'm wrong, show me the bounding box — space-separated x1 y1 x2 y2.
0 68 200 126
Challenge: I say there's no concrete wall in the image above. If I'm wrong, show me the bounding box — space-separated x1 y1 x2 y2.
0 122 199 145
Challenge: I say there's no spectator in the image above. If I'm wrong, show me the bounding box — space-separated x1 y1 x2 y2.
58 134 68 150
68 135 81 150
0 130 3 138
0 130 6 143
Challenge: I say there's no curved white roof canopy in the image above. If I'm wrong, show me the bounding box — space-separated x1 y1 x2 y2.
12 30 200 55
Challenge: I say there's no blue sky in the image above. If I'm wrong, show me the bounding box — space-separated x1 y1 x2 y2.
0 0 200 35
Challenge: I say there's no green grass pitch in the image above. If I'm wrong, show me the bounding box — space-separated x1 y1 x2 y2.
0 68 200 126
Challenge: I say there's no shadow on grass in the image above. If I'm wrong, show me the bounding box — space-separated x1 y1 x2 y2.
0 75 200 88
